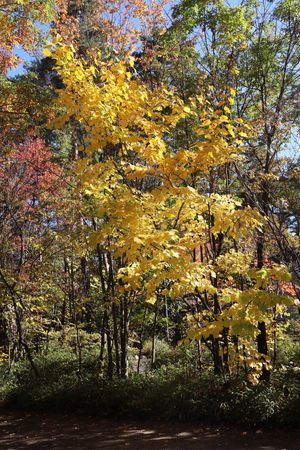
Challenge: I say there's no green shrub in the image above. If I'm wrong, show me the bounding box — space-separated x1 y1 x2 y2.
1 345 300 427
276 336 300 367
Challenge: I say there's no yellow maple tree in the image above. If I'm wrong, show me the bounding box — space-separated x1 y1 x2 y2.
48 40 294 381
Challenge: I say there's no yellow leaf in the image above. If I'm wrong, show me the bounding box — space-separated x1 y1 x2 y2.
43 48 52 57
146 295 157 305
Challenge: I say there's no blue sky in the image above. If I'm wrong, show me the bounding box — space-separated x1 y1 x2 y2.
7 46 34 78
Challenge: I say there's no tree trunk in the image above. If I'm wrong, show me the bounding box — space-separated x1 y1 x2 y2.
120 294 129 378
257 228 270 382
106 314 113 379
112 302 120 376
151 298 159 369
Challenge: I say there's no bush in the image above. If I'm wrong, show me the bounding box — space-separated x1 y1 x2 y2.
142 338 173 368
1 345 300 427
276 336 300 367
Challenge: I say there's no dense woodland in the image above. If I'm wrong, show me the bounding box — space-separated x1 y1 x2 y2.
0 0 300 425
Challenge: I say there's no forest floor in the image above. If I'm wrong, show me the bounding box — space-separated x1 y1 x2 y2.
1 408 300 449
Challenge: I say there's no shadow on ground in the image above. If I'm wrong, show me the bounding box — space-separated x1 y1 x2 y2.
0 409 300 449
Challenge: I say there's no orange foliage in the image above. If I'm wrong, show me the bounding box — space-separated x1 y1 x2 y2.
0 0 54 72
53 0 171 57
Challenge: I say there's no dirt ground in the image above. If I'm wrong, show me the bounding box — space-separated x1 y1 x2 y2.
1 409 300 449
